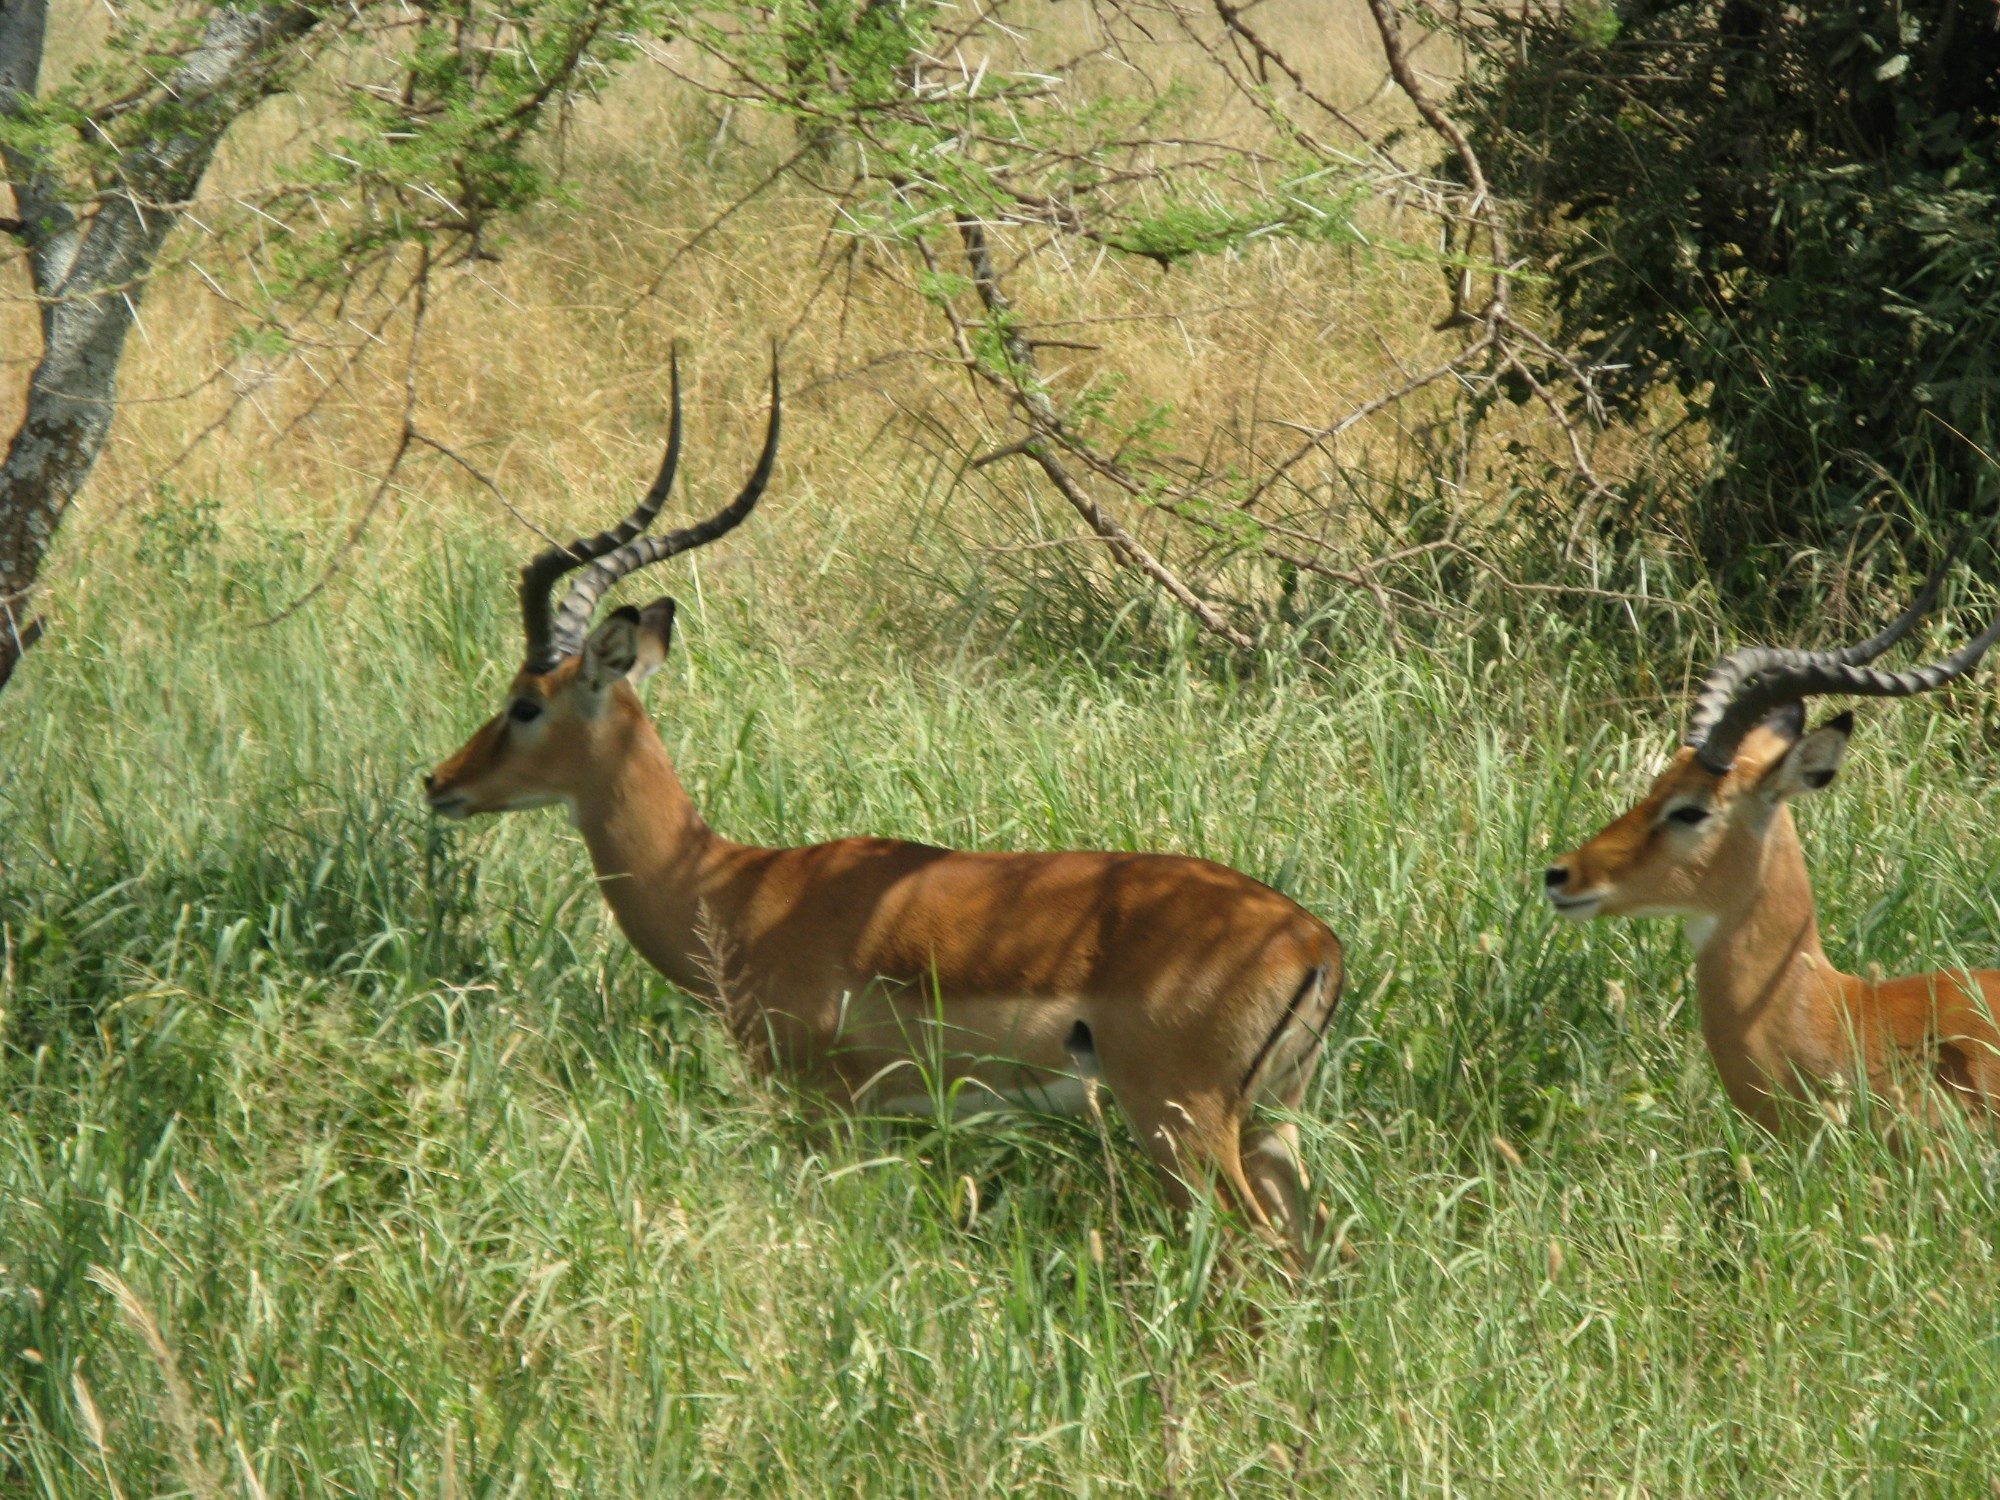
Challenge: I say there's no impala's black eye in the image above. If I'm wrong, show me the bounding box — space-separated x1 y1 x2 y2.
1665 804 1710 827
508 699 543 724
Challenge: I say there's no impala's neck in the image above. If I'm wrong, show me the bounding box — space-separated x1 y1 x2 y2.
1688 807 1853 1117
568 709 743 993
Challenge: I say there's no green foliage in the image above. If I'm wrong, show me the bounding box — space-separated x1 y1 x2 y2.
269 2 653 292
1455 0 2000 566
675 0 1372 417
775 0 922 118
133 482 221 570
2 2 662 306
915 268 972 305
1103 173 1367 267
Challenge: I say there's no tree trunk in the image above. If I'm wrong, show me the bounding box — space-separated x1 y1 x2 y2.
0 3 312 695
0 300 133 690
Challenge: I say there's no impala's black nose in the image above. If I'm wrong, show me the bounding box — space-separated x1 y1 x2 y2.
1544 865 1569 890
422 772 438 795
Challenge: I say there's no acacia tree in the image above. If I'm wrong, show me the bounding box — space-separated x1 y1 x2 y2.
656 0 1641 653
0 0 1655 693
0 0 656 693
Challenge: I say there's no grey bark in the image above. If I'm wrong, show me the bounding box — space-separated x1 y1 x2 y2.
0 2 313 692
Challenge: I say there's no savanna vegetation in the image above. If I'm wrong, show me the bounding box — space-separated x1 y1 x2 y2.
5 2 2000 1495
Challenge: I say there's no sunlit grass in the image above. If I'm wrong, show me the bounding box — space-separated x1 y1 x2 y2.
7 1 1999 1492
5 507 2000 1498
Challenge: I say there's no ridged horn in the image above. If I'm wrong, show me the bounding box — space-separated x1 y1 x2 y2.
545 349 781 661
519 347 686 674
1687 541 1999 773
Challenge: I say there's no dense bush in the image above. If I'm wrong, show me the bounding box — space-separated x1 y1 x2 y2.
1456 0 2000 571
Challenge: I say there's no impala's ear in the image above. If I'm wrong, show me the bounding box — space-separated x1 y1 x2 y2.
579 599 677 695
1759 699 1807 745
1761 710 1853 802
580 606 643 693
630 596 678 685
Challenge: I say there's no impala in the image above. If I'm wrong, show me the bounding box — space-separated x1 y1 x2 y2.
424 355 1343 1259
1544 563 2000 1125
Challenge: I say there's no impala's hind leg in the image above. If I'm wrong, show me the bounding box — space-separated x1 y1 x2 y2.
1239 1123 1309 1259
1116 1089 1292 1260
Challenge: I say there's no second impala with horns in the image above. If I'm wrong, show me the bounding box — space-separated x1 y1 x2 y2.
1544 559 2000 1125
424 354 1343 1260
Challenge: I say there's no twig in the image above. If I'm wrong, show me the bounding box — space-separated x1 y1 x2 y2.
1362 0 1508 324
406 428 560 545
954 215 1256 651
1239 331 1498 512
1206 0 1408 174
616 140 820 316
1023 438 1257 651
1494 325 1618 554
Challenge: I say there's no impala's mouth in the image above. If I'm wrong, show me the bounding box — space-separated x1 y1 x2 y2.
426 790 473 820
1546 891 1605 920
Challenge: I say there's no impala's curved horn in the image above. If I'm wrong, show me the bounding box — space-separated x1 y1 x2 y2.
546 350 781 661
1824 533 1960 668
1687 540 2000 773
519 348 686 674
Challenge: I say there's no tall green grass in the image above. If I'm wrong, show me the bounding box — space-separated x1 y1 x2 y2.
5 509 2000 1497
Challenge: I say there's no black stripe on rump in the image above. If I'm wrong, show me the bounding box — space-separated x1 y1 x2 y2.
1238 964 1329 1101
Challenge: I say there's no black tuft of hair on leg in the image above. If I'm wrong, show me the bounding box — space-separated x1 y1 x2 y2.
1065 1019 1101 1079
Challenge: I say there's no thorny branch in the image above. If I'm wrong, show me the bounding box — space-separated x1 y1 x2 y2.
252 249 575 625
1361 0 1508 326
955 215 1256 651
407 428 559 545
633 0 1639 651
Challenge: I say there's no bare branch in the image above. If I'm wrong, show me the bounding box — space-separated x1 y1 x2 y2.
952 215 1254 651
1206 0 1409 173
617 138 822 316
1361 0 1508 324
1022 437 1255 651
407 428 561 546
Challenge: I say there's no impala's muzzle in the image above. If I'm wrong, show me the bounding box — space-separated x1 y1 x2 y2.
1542 858 1607 920
423 771 473 820
423 718 504 818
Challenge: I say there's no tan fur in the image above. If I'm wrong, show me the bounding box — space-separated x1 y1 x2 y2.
430 652 1344 1263
1546 725 2000 1128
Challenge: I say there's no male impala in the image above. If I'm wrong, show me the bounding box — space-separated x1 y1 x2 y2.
425 356 1343 1260
1544 565 2000 1126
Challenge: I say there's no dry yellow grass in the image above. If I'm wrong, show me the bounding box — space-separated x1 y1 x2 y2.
8 0 1606 653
